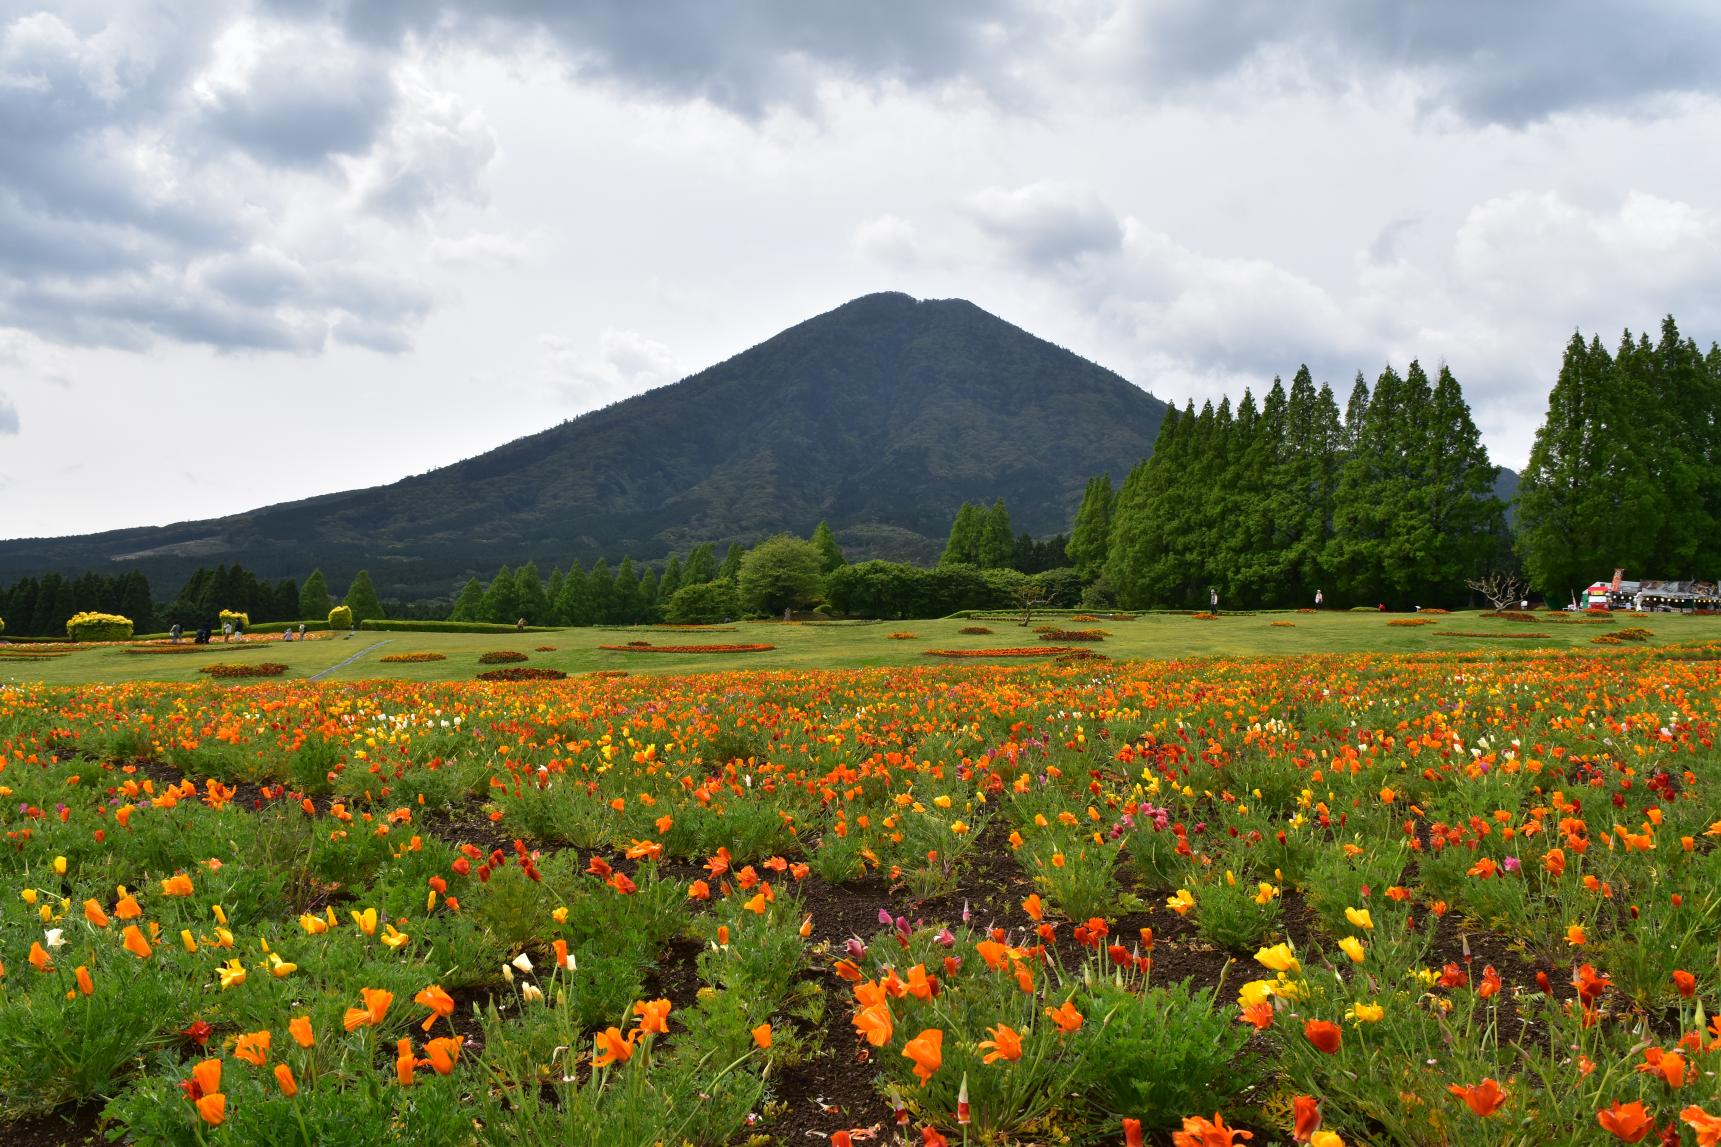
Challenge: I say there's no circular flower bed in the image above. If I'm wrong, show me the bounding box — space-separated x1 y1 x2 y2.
1388 618 1438 627
477 650 529 664
958 626 993 635
888 632 918 640
379 652 447 663
598 643 775 654
199 663 288 678
533 645 557 652
477 666 568 681
1038 629 1107 641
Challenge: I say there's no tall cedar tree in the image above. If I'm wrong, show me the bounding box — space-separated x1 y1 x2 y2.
556 562 594 626
683 544 718 585
1065 475 1116 576
299 569 333 620
941 502 982 565
718 542 744 582
449 577 484 622
977 499 1014 568
343 570 385 624
811 520 847 573
479 565 520 625
514 562 550 625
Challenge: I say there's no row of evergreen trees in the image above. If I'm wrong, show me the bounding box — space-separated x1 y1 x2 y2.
940 498 1070 573
1517 317 1721 600
1067 361 1505 609
0 570 156 636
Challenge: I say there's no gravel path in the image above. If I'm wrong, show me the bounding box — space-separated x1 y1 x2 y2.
307 639 391 681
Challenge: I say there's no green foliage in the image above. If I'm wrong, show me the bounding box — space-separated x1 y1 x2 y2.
327 604 354 629
737 535 824 615
298 569 333 620
448 576 484 622
1065 474 1115 576
1080 979 1258 1132
341 570 385 624
513 562 550 625
358 619 553 633
663 580 739 624
1107 360 1503 609
717 542 744 583
822 560 1027 618
1517 318 1721 600
479 565 521 625
810 520 845 573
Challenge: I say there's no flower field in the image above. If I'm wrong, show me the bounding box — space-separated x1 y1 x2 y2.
4 648 1721 1145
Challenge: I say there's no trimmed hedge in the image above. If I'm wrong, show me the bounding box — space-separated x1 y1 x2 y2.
359 619 556 634
328 605 354 630
66 612 134 642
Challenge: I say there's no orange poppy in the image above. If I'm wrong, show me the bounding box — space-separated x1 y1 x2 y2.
121 925 152 959
1303 1020 1342 1054
1447 1078 1507 1116
979 1024 1022 1063
1682 1106 1721 1147
902 1028 942 1086
274 1064 298 1097
425 1036 462 1075
343 987 393 1032
233 1030 271 1066
854 1003 893 1048
633 998 671 1035
592 1026 636 1068
1045 999 1083 1034
1291 1095 1321 1141
1171 1112 1254 1146
395 1037 417 1087
1596 1101 1654 1142
74 965 93 996
289 1015 314 1048
415 985 455 1032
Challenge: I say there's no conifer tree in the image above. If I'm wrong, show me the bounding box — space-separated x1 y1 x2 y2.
514 562 549 625
612 558 642 624
449 577 484 622
299 569 333 620
545 568 565 622
556 561 594 626
586 559 615 623
659 555 685 600
941 502 982 565
638 569 661 622
718 542 744 582
977 499 1014 568
343 570 385 624
683 544 718 585
811 521 846 573
479 565 520 625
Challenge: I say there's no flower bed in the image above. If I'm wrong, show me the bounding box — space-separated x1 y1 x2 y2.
888 632 918 640
1189 612 1218 621
599 643 776 654
1037 629 1107 641
958 626 994 635
1483 610 1537 622
923 646 1092 658
1433 631 1548 639
1387 618 1438 627
476 666 568 681
198 662 288 678
477 650 529 664
378 652 448 663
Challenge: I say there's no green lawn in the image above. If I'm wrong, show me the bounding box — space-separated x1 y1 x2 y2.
1 610 1709 685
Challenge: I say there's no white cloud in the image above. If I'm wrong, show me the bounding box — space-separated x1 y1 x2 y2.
0 392 16 434
535 328 685 409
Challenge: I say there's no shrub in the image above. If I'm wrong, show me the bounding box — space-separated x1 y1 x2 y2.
477 666 568 681
1081 979 1258 1130
664 580 740 625
65 611 133 642
1592 633 1623 645
218 609 250 629
199 662 288 678
360 619 553 633
378 652 448 663
328 604 354 630
478 650 529 664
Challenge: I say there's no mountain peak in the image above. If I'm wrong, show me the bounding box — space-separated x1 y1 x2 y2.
0 297 1167 599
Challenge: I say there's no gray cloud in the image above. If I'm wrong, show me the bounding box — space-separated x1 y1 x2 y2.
968 182 1124 265
200 30 397 167
1087 1 1721 126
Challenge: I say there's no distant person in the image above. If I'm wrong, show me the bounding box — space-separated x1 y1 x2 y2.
221 621 232 643
516 617 527 630
1314 590 1323 608
281 628 293 642
1378 603 1386 612
196 625 211 645
298 623 307 639
1520 599 1529 610
234 621 244 641
170 623 182 644
1209 589 1219 611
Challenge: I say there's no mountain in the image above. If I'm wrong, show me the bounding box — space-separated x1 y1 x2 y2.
0 293 1170 599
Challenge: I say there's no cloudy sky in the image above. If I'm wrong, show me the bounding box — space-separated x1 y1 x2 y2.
3 1 1720 538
